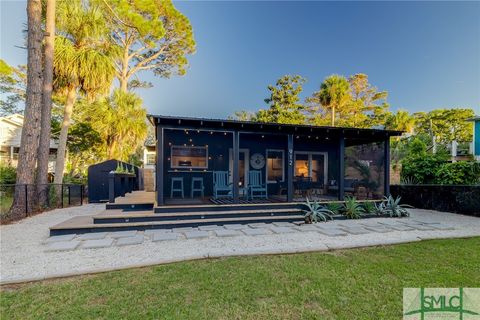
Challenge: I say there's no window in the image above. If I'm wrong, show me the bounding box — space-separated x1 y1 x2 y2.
146 153 156 165
171 145 208 169
294 152 327 184
266 150 284 183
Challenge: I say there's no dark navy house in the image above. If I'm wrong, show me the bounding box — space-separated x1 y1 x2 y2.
149 115 402 206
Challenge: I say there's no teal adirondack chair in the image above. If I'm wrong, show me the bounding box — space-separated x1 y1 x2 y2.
213 171 232 199
248 170 267 200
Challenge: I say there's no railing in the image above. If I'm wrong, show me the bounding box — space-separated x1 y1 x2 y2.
0 184 86 223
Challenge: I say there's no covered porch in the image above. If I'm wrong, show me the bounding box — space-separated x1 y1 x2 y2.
150 115 402 207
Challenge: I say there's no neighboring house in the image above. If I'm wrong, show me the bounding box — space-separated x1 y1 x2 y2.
0 114 58 171
148 115 402 206
467 116 480 161
143 143 156 192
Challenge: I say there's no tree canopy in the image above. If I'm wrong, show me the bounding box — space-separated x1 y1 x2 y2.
256 75 307 125
95 0 196 91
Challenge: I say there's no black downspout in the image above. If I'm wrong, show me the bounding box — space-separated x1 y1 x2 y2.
233 131 240 203
156 125 164 206
338 135 345 201
384 136 391 197
287 134 294 202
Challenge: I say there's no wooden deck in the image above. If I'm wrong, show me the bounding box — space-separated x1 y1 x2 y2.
113 191 155 204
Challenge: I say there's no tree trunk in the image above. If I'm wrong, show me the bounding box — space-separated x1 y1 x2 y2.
331 106 335 126
36 0 56 209
53 87 76 184
9 0 43 220
119 45 130 92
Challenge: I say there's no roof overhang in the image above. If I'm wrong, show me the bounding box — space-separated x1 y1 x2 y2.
147 114 403 140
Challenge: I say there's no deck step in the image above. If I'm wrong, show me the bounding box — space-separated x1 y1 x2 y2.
94 208 303 224
50 215 304 236
154 202 304 213
106 202 154 211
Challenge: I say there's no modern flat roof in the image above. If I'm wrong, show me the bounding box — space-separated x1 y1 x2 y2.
147 114 403 139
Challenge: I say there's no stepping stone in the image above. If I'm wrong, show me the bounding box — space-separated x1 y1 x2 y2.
316 227 347 237
78 232 107 240
379 223 415 231
412 220 440 225
362 225 392 233
82 238 114 249
242 228 271 236
152 232 179 242
214 229 241 237
198 225 223 231
172 227 197 232
272 222 295 227
145 229 171 235
338 226 370 235
109 231 138 238
43 234 76 244
45 240 80 252
270 226 295 234
184 231 209 239
224 224 247 230
428 223 455 230
293 225 319 232
248 223 268 228
400 223 436 231
116 235 144 246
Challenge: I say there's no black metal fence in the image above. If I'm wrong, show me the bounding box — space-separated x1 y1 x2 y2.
0 184 86 222
391 184 480 216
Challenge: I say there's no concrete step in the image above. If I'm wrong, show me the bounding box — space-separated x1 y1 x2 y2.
50 215 305 236
94 208 304 224
154 202 304 213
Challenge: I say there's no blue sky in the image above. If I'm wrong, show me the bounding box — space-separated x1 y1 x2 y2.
1 1 479 118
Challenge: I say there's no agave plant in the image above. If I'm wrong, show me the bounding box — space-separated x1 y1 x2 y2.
362 201 376 215
327 202 343 215
373 201 387 215
303 198 334 223
383 195 412 217
343 196 365 219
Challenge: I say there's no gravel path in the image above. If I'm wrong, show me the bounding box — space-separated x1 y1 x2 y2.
1 204 479 284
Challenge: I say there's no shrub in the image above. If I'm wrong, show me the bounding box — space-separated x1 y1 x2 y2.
0 164 16 184
401 154 447 184
434 162 480 185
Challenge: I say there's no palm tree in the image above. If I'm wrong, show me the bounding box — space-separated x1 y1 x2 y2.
385 110 415 135
53 0 116 184
307 75 351 126
78 90 147 161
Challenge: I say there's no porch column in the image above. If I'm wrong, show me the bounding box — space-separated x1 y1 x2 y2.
232 131 240 203
384 136 390 197
156 126 164 206
287 134 294 202
338 135 345 201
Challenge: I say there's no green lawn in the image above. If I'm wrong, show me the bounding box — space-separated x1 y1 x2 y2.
1 238 479 320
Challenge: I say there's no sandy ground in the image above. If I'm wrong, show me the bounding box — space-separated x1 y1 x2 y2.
1 203 479 284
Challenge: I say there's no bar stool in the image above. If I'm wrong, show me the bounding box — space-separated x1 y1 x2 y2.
170 177 184 198
191 177 204 198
